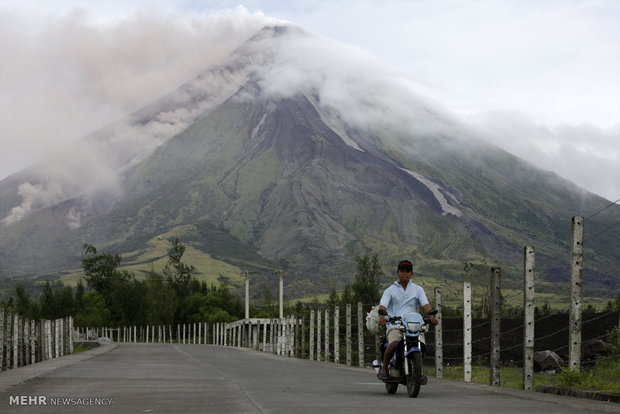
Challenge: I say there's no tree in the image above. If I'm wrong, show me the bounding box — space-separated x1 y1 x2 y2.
145 268 177 325
163 237 195 300
326 284 340 308
81 244 128 294
38 282 77 320
340 283 355 306
604 294 620 311
74 291 111 327
351 253 383 305
75 280 86 313
14 284 36 318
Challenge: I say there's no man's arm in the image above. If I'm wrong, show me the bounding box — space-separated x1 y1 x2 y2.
379 305 387 326
422 303 438 325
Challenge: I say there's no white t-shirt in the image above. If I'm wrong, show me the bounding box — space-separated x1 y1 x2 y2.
380 281 429 330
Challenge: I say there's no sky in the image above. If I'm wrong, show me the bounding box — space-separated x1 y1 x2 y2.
0 0 618 202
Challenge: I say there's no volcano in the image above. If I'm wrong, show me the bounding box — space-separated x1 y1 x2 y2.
0 25 617 298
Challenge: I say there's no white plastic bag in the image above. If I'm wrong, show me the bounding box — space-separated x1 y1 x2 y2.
365 304 382 334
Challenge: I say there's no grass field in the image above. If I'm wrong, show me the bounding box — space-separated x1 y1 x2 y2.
441 359 620 393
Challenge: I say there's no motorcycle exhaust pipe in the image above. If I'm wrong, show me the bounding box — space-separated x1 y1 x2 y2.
372 359 381 374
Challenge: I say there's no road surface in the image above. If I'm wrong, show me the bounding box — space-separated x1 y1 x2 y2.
0 343 617 413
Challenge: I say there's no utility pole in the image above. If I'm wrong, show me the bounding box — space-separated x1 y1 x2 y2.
241 269 250 320
276 269 284 319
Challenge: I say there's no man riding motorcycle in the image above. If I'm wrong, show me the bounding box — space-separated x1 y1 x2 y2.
377 259 438 382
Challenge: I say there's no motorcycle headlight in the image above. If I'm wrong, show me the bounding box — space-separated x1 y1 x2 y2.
407 322 421 331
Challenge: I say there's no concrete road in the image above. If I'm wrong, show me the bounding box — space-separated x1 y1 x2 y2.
0 343 618 413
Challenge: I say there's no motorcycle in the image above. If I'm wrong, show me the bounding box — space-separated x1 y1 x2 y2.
373 308 438 397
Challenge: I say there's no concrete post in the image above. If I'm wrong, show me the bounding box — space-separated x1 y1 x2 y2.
13 314 19 367
434 287 443 378
294 318 299 356
346 304 352 366
6 313 13 367
490 267 501 386
58 319 63 357
298 317 304 358
46 320 52 361
309 310 315 360
358 302 364 368
24 318 30 365
278 320 283 355
288 318 294 356
317 310 322 361
569 216 584 371
463 280 472 382
324 309 330 362
523 246 535 391
0 309 4 371
334 306 340 364
31 319 37 363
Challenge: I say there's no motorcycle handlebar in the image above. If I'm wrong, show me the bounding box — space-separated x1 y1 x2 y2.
379 309 438 326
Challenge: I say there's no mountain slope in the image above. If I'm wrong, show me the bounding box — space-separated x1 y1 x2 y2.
0 25 617 299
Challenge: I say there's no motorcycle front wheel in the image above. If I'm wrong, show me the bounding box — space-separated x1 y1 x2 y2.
385 382 398 394
406 352 422 398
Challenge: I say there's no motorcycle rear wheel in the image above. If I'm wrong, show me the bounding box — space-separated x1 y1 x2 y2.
406 352 422 398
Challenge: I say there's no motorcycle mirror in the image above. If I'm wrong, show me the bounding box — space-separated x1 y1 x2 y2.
428 309 438 316
378 309 388 316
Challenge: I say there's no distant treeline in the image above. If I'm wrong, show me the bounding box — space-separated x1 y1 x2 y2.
0 240 391 327
4 242 617 327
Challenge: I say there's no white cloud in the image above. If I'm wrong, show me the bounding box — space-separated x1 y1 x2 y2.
0 4 275 179
467 110 620 200
0 0 617 207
